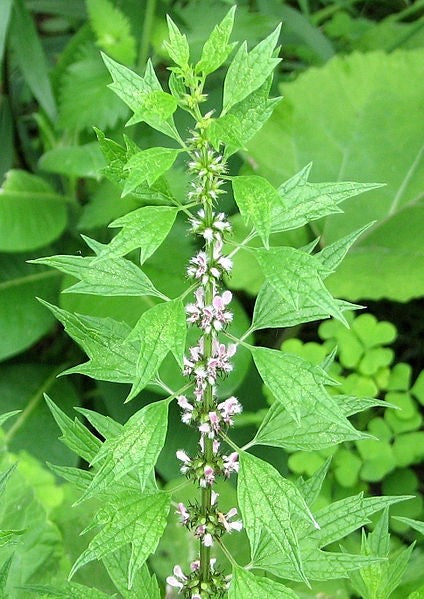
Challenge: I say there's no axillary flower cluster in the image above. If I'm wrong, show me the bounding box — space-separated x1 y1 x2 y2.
166 116 242 597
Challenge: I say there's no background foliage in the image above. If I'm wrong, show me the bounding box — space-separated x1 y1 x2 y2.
0 0 423 596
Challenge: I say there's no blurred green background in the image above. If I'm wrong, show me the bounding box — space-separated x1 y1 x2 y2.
0 0 423 596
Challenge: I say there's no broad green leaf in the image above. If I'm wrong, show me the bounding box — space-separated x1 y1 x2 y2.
39 301 137 383
126 299 186 401
196 6 236 75
164 16 189 67
59 44 129 131
228 565 298 598
79 400 169 502
248 50 424 301
223 25 281 114
38 143 106 179
87 0 136 64
127 90 177 127
271 164 382 233
0 171 67 252
96 206 178 265
309 493 412 548
253 399 366 451
255 247 347 325
251 346 349 428
101 53 180 139
238 452 318 584
75 408 122 440
9 0 56 120
232 176 278 248
31 254 163 298
0 254 60 361
123 148 180 196
46 395 101 463
1 365 80 466
252 282 357 331
70 490 171 589
103 547 161 599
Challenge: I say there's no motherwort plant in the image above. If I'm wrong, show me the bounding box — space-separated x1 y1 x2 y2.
32 8 412 598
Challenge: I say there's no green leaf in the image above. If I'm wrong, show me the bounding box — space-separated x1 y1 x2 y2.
296 458 332 507
46 395 101 463
123 148 180 197
223 25 281 114
9 0 56 120
248 50 424 301
103 547 161 599
126 299 186 401
0 254 60 361
164 16 189 67
69 490 171 589
318 223 375 273
79 400 169 502
31 254 163 298
255 247 347 325
309 493 412 548
238 452 318 584
127 90 178 127
196 6 236 75
96 206 178 265
102 54 180 140
232 176 279 248
251 346 350 428
253 399 366 452
0 412 20 428
0 171 67 252
0 95 13 180
38 143 106 179
209 78 282 156
23 583 113 598
87 0 136 65
229 565 299 598
252 282 357 331
59 44 129 131
271 164 382 233
39 301 137 383
393 517 424 535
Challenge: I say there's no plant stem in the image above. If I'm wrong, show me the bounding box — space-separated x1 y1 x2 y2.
200 196 214 585
138 0 157 71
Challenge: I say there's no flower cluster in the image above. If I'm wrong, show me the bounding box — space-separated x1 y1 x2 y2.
169 121 242 598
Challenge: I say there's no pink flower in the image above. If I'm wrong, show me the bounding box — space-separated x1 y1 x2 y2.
219 507 243 533
166 564 187 591
203 533 213 546
218 396 242 425
223 452 239 477
176 502 190 525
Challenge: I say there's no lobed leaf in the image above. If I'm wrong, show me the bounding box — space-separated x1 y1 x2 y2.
23 583 112 598
238 452 319 584
39 301 137 384
232 176 279 248
87 0 136 65
196 6 236 75
31 254 162 298
255 247 347 325
103 546 161 599
122 148 180 197
78 400 169 502
96 205 178 265
126 299 187 401
223 25 281 114
271 164 383 233
251 346 350 428
296 458 332 507
164 16 189 67
70 490 171 589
